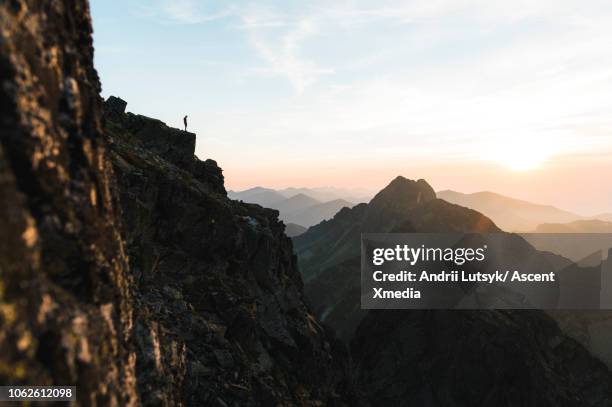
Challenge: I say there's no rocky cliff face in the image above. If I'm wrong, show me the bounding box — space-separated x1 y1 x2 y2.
0 1 137 405
0 2 352 406
104 98 354 406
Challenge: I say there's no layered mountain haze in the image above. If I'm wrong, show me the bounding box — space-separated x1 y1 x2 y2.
227 187 286 208
598 214 612 222
437 190 582 232
229 188 356 228
284 223 307 238
232 186 611 234
274 193 320 212
287 199 355 229
277 187 372 204
535 220 612 233
229 186 369 206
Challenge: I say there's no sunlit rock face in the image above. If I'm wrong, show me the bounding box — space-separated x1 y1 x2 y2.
0 1 137 405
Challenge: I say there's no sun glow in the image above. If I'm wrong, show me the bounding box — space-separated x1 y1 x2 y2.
499 152 546 171
485 134 554 172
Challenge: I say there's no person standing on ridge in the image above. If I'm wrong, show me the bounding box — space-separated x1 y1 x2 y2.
183 115 188 132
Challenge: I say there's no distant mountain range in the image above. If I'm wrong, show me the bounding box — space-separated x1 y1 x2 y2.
273 193 320 214
535 219 612 233
276 186 372 203
292 176 612 404
227 187 286 208
437 190 610 232
229 186 372 205
228 186 368 229
230 186 611 234
284 222 307 237
596 213 612 222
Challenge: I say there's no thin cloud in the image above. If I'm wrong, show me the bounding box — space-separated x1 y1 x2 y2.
240 10 334 93
97 0 612 210
136 0 235 25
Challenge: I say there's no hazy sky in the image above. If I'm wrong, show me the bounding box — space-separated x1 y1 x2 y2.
91 0 612 214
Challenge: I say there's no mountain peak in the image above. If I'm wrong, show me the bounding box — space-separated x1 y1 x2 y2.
287 193 319 202
370 176 436 208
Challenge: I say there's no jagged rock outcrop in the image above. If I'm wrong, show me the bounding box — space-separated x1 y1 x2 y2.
104 98 355 406
104 97 197 172
0 1 137 405
0 1 353 406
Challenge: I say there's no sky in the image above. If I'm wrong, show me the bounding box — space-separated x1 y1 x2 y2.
90 0 612 215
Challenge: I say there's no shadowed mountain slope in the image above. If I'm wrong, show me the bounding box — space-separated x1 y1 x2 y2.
295 177 612 406
285 223 307 237
354 309 612 407
294 177 499 338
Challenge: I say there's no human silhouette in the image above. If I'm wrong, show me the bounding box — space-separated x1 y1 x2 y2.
183 115 188 132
